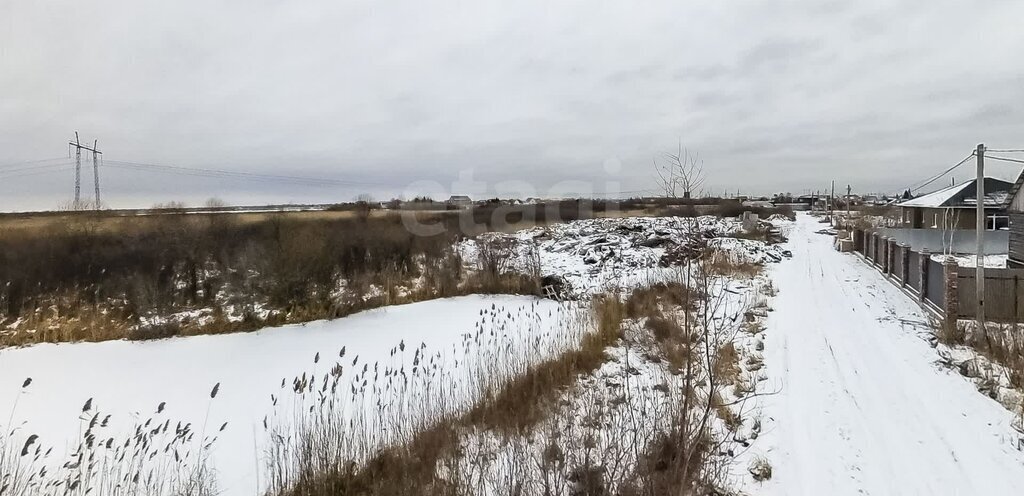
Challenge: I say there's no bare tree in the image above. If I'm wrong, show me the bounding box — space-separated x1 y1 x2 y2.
654 141 705 199
204 197 227 209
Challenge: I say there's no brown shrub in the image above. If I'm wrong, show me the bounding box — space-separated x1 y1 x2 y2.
713 342 741 386
284 423 460 496
633 420 714 495
625 282 696 320
706 253 761 279
645 316 677 342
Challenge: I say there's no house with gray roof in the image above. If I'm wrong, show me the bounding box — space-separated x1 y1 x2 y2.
896 177 1012 230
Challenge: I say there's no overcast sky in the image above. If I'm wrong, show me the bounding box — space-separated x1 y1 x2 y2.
2 0 1023 211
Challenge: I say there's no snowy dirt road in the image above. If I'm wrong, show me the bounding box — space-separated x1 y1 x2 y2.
750 214 1024 495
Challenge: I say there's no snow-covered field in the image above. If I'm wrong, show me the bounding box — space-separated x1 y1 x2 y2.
742 214 1024 495
0 295 580 495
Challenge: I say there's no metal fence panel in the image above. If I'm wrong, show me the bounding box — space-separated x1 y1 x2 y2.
925 259 944 309
892 245 904 282
908 251 921 292
958 275 975 317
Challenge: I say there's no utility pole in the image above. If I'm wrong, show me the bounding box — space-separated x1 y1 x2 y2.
92 139 101 208
976 143 986 333
73 132 81 205
846 184 852 228
68 132 102 210
830 180 836 225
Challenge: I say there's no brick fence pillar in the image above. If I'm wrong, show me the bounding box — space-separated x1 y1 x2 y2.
943 257 959 328
854 229 863 252
919 248 930 302
900 243 910 287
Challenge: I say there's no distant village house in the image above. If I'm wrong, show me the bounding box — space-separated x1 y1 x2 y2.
446 195 473 209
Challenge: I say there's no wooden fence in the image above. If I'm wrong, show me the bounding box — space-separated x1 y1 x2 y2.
957 270 1024 322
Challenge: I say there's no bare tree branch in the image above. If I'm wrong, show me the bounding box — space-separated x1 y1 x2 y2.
653 140 705 199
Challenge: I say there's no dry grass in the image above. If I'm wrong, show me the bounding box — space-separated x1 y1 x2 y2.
465 295 624 434
625 282 701 376
274 283 737 496
625 282 698 320
625 424 714 496
968 323 1024 390
262 296 623 496
1 380 222 496
713 342 742 386
937 320 967 346
0 202 766 348
0 233 542 348
711 391 743 432
261 259 757 496
644 316 681 343
705 252 762 279
0 209 410 236
283 423 460 496
749 457 773 482
936 320 1024 392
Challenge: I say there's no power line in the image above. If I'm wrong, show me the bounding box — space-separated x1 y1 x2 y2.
0 161 75 176
0 157 69 170
102 162 340 187
986 155 1024 165
103 159 389 187
0 164 76 180
902 152 975 194
987 149 1024 153
102 162 355 189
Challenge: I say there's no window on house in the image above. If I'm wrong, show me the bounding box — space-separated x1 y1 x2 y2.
987 215 1009 230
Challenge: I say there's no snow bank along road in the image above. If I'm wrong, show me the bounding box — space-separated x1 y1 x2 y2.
750 214 1024 495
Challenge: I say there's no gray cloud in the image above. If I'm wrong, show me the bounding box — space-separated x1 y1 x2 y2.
2 0 1024 210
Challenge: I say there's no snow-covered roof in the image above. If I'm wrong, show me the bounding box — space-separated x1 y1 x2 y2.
898 178 1012 209
898 182 970 208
